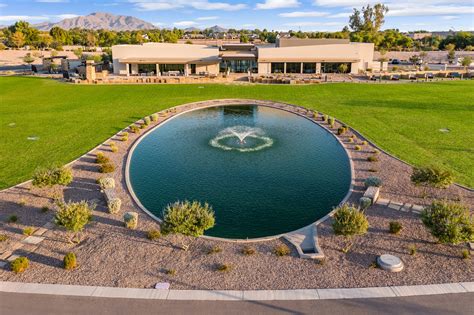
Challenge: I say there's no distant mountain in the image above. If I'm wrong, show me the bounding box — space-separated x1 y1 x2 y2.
206 25 228 33
34 12 156 31
184 27 201 32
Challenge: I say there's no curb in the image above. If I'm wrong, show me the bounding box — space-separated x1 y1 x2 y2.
0 281 472 301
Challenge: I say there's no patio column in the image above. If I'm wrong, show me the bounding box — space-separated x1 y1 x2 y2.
284 63 287 74
126 63 129 76
316 62 321 74
184 64 189 77
300 63 303 74
156 64 160 76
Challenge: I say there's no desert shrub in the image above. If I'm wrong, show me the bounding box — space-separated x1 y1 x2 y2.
348 138 354 143
130 125 140 134
328 117 335 127
337 127 346 135
332 204 369 253
8 215 18 223
242 245 256 256
207 245 222 255
23 227 34 236
32 165 73 188
0 234 8 242
364 176 383 188
322 114 328 122
411 166 454 189
95 152 109 164
63 252 77 270
165 268 176 276
110 142 118 153
359 197 372 210
408 245 417 255
107 198 121 214
143 117 151 126
421 200 473 245
98 177 115 190
121 132 129 142
161 200 215 251
146 229 161 240
461 249 470 260
55 200 93 243
123 212 138 229
274 244 291 256
389 221 402 234
11 257 29 274
99 162 115 173
19 198 26 207
367 156 378 162
41 206 49 213
151 113 158 122
216 263 232 272
373 149 380 155
362 141 368 146
354 145 362 151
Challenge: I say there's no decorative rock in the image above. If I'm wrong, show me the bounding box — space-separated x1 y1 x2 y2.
363 186 380 203
377 254 404 272
123 212 138 229
469 242 474 250
155 282 170 290
22 236 44 245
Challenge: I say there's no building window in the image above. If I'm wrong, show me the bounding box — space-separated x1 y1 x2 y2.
160 64 185 74
220 60 257 73
286 62 301 73
303 63 316 74
321 62 351 73
137 64 156 74
271 63 284 73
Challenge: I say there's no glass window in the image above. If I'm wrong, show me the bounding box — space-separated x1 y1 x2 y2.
160 64 185 74
271 63 284 73
137 64 156 74
321 62 351 73
303 63 316 74
286 62 301 73
220 60 257 73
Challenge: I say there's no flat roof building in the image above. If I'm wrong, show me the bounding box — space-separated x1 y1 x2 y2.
112 39 376 76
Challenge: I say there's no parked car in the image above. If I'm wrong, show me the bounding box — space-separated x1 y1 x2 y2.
426 73 434 79
447 72 461 78
391 59 401 65
391 75 400 80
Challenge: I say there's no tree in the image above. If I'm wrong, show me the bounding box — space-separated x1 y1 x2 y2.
445 43 456 64
349 3 389 33
37 33 53 49
161 200 215 251
50 26 70 45
338 63 349 73
22 53 35 69
55 200 93 243
378 48 387 70
332 204 369 253
11 31 25 48
422 201 474 245
73 47 83 59
461 56 472 70
410 166 454 189
86 32 97 47
409 54 421 65
240 33 249 43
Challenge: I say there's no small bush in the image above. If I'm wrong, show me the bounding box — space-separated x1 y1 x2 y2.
123 212 138 229
110 143 118 153
337 127 346 135
242 245 256 256
373 149 380 155
143 117 151 126
41 206 49 213
216 263 232 272
411 166 454 189
322 114 328 122
139 124 146 129
274 244 291 256
409 245 417 255
461 249 470 260
23 227 34 236
165 268 176 276
367 156 378 162
55 200 93 243
348 138 354 143
107 198 122 214
11 257 29 274
354 145 362 151
8 215 18 223
364 176 383 188
389 221 402 234
328 117 335 127
359 197 372 210
99 162 115 173
0 234 8 242
362 141 368 146
147 229 161 240
19 198 26 207
120 132 129 142
151 114 158 122
63 252 77 270
207 245 222 255
130 125 140 134
98 177 115 190
32 165 73 188
95 152 110 164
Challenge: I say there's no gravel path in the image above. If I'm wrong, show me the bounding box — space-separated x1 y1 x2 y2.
0 100 472 289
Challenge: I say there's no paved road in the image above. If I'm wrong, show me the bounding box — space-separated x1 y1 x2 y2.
1 292 473 315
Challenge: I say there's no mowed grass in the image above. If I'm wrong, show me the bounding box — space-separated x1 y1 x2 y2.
0 77 473 188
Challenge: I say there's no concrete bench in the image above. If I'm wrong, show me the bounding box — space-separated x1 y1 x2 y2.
364 186 380 203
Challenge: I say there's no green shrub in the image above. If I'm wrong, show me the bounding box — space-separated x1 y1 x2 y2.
63 252 77 270
11 256 29 274
151 113 158 122
32 165 73 188
322 114 328 122
337 127 346 135
354 145 362 151
19 198 26 207
98 177 115 190
362 141 368 146
139 123 146 129
411 166 454 189
421 201 473 245
328 117 335 127
120 132 129 142
23 227 34 236
461 249 470 260
143 117 151 126
0 234 8 242
147 229 161 240
389 221 402 234
165 268 176 276
110 142 118 153
123 212 138 229
107 198 121 214
274 244 291 256
332 204 369 253
348 138 354 143
409 245 417 255
99 162 115 173
41 206 49 213
364 176 383 188
242 245 256 255
359 197 372 210
367 156 378 162
8 215 18 223
130 125 140 134
95 152 109 164
207 245 222 255
55 200 93 243
216 263 232 272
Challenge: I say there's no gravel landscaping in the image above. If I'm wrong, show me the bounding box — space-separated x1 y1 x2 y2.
0 100 472 289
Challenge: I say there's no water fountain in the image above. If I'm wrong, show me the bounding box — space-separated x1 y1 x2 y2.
209 125 274 152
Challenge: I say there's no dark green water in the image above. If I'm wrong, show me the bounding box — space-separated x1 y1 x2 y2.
129 105 351 239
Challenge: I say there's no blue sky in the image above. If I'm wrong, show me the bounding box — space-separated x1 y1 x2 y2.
0 0 473 31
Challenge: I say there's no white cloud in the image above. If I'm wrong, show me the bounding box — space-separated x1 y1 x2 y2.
152 22 165 26
0 15 47 22
130 0 246 11
328 12 352 18
441 15 460 20
283 21 343 27
242 23 255 28
256 0 300 10
196 16 219 21
279 11 328 18
55 14 79 19
173 20 197 27
387 5 474 17
0 3 6 8
36 0 69 3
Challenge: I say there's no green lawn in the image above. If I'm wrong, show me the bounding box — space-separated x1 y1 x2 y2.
1 77 473 189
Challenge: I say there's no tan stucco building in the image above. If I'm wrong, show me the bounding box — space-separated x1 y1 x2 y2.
112 38 375 76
